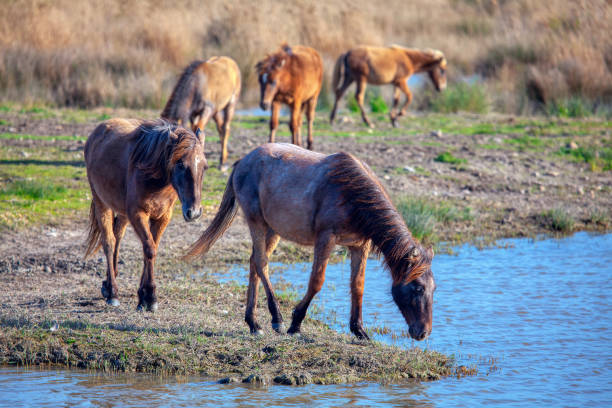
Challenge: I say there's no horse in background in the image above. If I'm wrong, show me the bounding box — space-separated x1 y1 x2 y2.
330 45 447 127
161 56 240 169
84 119 208 311
256 44 323 150
185 143 435 341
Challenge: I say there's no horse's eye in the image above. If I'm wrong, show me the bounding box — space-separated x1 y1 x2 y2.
440 68 446 75
176 162 185 170
415 286 424 294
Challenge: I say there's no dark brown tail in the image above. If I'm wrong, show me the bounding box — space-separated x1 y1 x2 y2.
84 200 101 258
331 52 347 92
184 164 239 260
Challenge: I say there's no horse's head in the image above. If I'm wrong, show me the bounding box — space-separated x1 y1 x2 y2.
425 50 447 92
391 246 436 341
256 45 292 110
170 127 207 222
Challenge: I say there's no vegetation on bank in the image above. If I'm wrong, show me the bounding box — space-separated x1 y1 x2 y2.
0 0 610 116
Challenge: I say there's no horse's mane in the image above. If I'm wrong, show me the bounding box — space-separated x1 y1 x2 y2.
255 43 293 74
130 119 197 180
327 152 432 284
161 60 204 120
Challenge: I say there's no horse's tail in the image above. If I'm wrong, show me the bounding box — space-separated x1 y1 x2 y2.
184 163 239 260
84 200 101 259
332 52 347 92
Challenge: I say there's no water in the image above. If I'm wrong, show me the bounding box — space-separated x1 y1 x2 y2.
2 232 611 407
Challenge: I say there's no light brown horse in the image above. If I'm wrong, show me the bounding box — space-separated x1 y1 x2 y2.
186 143 435 341
161 56 240 169
330 45 447 127
85 119 207 310
256 44 323 150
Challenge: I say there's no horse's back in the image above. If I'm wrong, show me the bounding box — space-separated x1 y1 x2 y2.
233 144 333 244
347 45 411 84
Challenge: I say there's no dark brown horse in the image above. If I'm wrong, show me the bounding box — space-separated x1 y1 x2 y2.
161 56 241 169
330 45 447 127
256 44 323 150
186 143 435 340
85 119 207 310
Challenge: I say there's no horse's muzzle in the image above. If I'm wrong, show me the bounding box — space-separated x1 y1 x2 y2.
409 325 430 341
183 207 202 222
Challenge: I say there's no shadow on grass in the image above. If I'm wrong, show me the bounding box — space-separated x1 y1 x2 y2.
0 159 84 167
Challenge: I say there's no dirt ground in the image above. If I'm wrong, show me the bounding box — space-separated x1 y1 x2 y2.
0 107 609 382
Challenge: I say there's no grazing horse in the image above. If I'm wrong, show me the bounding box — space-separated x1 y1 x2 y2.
161 56 241 169
330 45 447 127
256 44 323 150
186 143 435 340
84 119 207 310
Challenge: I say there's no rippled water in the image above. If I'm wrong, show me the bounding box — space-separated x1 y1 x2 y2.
2 232 611 407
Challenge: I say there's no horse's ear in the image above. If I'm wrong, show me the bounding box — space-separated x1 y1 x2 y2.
428 247 434 258
195 127 205 148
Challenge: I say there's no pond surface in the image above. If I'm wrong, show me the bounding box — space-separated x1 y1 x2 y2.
2 232 611 407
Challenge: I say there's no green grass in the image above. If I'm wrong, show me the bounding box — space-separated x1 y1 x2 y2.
547 98 593 118
434 151 467 165
504 135 546 151
427 82 489 114
557 145 612 171
396 197 472 244
539 208 575 232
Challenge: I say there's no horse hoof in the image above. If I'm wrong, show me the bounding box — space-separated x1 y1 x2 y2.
253 329 263 336
106 298 120 307
101 283 109 299
271 322 285 333
148 302 158 312
220 164 230 172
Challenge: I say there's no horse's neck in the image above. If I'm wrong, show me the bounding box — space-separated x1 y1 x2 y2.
404 49 436 72
373 221 416 269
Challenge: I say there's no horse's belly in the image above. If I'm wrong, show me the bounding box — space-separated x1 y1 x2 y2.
263 209 316 246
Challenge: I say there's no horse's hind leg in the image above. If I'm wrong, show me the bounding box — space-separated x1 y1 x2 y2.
93 195 120 306
112 215 129 278
305 97 317 150
355 78 373 128
246 224 283 334
288 231 336 335
348 242 371 339
289 102 303 147
330 76 353 124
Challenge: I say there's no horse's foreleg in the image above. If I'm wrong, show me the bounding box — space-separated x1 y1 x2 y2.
390 85 402 128
349 242 371 339
193 105 214 135
355 78 373 128
289 102 303 147
306 97 317 150
112 215 129 278
397 81 413 119
288 231 335 335
269 101 280 143
220 101 235 170
94 197 120 306
129 210 158 311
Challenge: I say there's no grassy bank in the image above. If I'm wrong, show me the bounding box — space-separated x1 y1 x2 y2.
0 106 610 382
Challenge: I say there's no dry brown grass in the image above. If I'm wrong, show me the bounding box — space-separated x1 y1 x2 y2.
0 0 610 113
